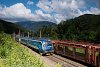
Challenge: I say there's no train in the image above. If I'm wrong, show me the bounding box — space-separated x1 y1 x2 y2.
16 36 54 55
15 36 100 67
52 40 100 67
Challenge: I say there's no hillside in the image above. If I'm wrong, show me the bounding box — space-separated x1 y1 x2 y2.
0 19 28 34
16 21 56 32
37 14 100 43
57 14 100 43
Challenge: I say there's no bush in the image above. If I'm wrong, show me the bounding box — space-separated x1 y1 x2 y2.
0 33 44 67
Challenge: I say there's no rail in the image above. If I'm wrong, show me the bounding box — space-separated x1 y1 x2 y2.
46 54 85 67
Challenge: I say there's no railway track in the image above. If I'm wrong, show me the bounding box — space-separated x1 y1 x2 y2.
46 54 86 67
21 42 87 67
21 42 86 67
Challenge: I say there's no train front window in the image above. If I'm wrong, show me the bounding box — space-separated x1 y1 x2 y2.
43 41 52 46
47 41 52 46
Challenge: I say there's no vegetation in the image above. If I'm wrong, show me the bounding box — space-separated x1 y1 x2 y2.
34 25 58 39
57 14 100 43
0 19 29 34
0 33 44 67
36 14 100 43
16 21 56 32
0 14 99 67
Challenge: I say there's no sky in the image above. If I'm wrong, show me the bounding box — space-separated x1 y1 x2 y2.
0 0 100 24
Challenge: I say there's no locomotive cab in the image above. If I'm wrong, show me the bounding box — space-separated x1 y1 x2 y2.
41 39 54 55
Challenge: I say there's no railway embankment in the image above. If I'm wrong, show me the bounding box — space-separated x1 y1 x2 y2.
0 33 61 67
20 39 86 67
0 33 44 67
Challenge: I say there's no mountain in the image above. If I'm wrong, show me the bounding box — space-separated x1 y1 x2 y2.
16 21 56 32
57 14 100 43
0 19 28 34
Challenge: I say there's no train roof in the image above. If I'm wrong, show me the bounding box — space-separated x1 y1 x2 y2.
39 38 51 42
20 37 51 42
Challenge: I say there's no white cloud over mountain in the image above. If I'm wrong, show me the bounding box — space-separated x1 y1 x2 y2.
0 3 32 22
82 7 100 15
0 3 54 22
0 0 100 23
37 0 100 23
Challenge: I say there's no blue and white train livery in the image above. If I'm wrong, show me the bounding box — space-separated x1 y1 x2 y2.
18 37 54 55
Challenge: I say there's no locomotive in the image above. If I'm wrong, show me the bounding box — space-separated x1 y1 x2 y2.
16 36 54 55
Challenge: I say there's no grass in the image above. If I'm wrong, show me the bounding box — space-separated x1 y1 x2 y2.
54 63 62 67
0 33 44 67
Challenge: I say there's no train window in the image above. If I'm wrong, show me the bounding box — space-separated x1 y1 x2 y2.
47 42 52 45
48 41 52 44
33 41 42 46
43 41 52 46
47 41 52 46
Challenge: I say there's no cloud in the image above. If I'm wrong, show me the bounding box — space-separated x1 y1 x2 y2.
82 7 100 15
36 10 51 18
37 0 100 23
54 14 66 23
0 3 55 22
27 0 34 5
0 0 100 24
37 0 85 13
0 3 33 22
96 0 100 9
35 10 55 22
37 0 86 23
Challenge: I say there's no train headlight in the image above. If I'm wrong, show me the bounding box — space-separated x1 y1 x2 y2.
43 44 46 50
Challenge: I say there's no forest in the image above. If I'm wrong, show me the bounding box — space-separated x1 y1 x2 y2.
0 14 100 43
35 14 100 43
0 19 29 34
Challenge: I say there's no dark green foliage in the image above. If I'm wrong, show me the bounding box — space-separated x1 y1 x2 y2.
0 33 12 58
0 33 44 67
35 14 100 43
34 25 58 39
0 19 29 34
95 28 100 43
57 14 100 43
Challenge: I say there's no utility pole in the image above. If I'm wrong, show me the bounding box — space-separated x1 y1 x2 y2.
23 33 24 37
40 30 41 38
28 32 29 38
19 30 20 37
13 32 15 40
18 30 21 42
